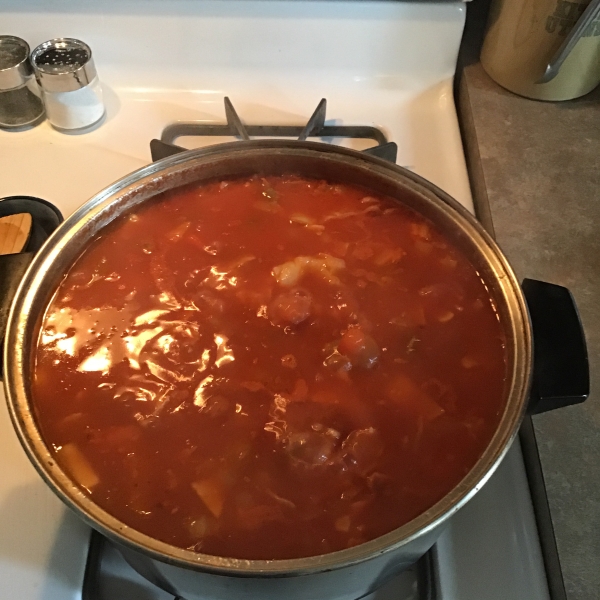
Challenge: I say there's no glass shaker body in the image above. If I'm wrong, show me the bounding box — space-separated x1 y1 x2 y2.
31 38 105 131
0 36 45 129
41 74 104 131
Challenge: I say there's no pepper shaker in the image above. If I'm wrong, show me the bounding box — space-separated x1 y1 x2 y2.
31 38 105 131
0 36 45 129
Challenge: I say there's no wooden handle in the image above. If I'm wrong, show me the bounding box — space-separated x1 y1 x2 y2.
0 213 32 255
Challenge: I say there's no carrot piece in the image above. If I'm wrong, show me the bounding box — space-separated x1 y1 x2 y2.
387 375 444 422
281 354 297 369
437 310 455 323
338 327 379 369
237 504 283 530
461 356 479 369
335 515 351 532
291 378 309 401
390 305 426 328
240 381 265 392
166 221 190 241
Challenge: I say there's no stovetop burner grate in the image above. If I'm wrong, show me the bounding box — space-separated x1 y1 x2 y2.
150 98 398 163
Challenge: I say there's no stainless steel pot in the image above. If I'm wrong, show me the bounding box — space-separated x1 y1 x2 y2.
2 141 588 600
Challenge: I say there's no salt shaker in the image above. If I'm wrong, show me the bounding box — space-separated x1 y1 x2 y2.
31 38 105 131
0 36 45 129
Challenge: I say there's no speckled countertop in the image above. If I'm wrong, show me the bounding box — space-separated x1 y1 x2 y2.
457 56 600 599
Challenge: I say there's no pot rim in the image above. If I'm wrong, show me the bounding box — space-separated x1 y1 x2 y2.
3 140 532 577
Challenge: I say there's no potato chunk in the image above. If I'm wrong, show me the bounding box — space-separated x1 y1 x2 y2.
192 478 225 518
338 327 379 369
59 443 100 491
272 254 345 287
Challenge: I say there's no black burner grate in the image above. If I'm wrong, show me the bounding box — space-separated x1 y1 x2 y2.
150 97 398 163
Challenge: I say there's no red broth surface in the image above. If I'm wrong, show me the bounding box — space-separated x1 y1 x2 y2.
32 176 507 560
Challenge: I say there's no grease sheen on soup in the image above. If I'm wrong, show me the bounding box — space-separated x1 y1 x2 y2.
32 176 507 560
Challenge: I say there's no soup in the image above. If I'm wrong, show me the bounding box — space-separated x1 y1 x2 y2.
32 175 507 560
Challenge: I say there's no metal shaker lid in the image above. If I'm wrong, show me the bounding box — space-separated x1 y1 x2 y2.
0 36 33 91
31 38 97 93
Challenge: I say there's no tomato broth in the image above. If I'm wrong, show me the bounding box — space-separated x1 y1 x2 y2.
32 175 507 560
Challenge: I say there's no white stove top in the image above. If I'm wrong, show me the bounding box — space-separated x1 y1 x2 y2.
1 0 472 215
0 2 548 599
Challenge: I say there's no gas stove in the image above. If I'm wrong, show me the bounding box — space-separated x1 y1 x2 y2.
0 2 553 599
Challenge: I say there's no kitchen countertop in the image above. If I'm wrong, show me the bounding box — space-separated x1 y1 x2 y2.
457 21 600 600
